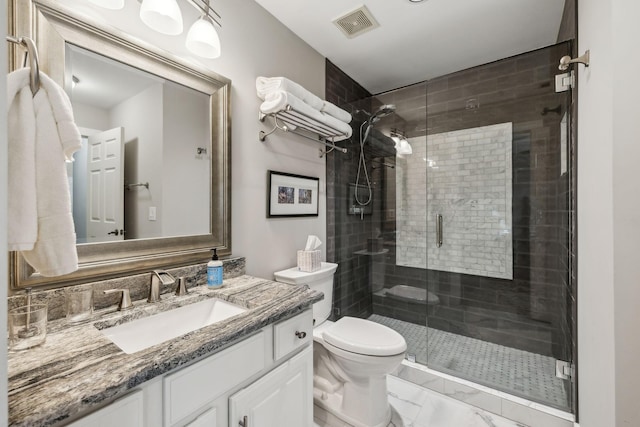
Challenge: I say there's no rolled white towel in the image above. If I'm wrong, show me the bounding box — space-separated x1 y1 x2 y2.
256 76 324 111
260 91 352 141
321 101 352 124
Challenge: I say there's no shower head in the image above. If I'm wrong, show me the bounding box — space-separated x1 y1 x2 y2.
369 104 396 124
361 104 397 143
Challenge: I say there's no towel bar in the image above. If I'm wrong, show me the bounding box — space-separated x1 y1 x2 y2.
6 35 40 96
259 105 349 158
125 182 150 191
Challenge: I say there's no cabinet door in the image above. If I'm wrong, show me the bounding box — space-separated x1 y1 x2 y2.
229 345 312 427
67 389 144 427
164 332 266 426
185 407 216 427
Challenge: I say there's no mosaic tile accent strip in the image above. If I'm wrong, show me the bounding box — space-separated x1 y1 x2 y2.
369 314 568 410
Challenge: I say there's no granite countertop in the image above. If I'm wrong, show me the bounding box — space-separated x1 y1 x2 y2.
8 275 322 427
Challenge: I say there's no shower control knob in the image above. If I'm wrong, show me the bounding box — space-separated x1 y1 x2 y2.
295 331 307 339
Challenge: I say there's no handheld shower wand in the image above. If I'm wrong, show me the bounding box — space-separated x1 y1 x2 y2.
355 104 396 208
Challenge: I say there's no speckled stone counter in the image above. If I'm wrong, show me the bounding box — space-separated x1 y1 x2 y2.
8 275 322 427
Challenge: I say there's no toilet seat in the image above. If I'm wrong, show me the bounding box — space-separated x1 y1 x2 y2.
322 317 407 356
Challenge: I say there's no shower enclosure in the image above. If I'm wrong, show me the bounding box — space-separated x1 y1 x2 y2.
326 42 575 413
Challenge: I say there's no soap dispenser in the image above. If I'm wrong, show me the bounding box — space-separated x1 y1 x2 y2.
207 248 224 288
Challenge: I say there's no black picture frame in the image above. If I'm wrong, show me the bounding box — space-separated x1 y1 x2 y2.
267 170 319 217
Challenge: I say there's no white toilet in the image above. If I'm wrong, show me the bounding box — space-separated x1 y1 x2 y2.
274 262 407 427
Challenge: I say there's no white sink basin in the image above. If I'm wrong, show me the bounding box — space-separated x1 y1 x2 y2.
99 298 246 354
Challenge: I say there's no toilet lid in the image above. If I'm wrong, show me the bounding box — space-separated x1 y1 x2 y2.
322 317 407 356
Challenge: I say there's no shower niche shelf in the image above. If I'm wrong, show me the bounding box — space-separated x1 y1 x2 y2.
258 105 350 158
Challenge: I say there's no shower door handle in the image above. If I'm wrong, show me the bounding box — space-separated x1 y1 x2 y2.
436 214 443 248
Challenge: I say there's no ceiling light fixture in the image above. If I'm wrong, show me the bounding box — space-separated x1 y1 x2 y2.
186 0 221 58
90 0 223 59
89 0 125 9
139 0 184 35
391 129 413 156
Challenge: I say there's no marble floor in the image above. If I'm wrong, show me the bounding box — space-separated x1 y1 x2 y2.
369 314 569 409
313 375 525 427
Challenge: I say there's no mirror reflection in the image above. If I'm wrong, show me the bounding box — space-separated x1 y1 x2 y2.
65 44 211 244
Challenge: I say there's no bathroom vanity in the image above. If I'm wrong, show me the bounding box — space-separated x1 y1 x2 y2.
7 276 321 427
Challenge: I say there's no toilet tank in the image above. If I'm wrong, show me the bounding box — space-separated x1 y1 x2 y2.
274 262 338 326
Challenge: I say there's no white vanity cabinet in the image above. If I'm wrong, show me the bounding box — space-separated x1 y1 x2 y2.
63 309 313 427
165 309 313 427
229 345 313 427
163 331 268 426
66 389 145 427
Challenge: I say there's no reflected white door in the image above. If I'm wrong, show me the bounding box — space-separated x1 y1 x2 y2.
86 127 124 242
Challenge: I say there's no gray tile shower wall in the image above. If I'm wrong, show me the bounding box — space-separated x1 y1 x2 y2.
326 42 573 361
325 60 375 319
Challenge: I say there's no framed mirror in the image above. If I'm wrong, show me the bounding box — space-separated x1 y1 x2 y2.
9 0 232 289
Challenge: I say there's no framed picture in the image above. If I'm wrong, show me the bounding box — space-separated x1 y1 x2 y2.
267 170 319 217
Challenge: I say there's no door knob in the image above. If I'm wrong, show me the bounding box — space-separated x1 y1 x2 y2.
107 229 119 236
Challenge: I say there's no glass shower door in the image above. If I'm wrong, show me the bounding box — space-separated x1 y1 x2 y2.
424 43 574 411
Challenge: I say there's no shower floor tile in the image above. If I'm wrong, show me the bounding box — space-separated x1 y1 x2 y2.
368 314 569 410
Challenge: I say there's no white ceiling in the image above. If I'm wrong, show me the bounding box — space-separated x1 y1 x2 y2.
67 44 162 110
254 0 566 94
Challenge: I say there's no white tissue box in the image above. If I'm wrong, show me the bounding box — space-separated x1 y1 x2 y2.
297 250 321 272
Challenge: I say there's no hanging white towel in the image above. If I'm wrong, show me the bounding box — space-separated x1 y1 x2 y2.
7 76 37 250
7 68 82 277
260 91 353 141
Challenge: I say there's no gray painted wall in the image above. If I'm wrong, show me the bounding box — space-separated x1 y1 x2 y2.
578 0 640 425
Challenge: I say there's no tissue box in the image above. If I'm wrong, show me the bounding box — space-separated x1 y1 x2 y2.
297 250 321 272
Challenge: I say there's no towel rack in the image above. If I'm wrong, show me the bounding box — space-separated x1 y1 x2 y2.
125 182 149 191
5 36 40 96
259 105 349 158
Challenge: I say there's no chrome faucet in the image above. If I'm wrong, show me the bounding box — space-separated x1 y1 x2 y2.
104 289 133 311
175 276 188 296
149 270 175 303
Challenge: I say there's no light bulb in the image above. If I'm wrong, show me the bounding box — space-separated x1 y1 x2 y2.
391 135 401 152
140 0 183 35
186 17 221 59
400 138 413 155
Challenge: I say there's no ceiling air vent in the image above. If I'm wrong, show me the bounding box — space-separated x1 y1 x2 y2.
333 5 380 39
